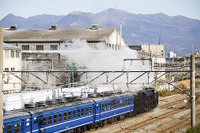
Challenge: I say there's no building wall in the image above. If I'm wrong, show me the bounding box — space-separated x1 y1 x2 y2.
141 45 164 56
3 48 22 93
106 29 125 50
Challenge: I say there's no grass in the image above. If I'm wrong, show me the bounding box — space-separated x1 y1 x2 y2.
186 124 200 133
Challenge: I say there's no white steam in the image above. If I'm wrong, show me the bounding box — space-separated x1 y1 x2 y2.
59 39 154 89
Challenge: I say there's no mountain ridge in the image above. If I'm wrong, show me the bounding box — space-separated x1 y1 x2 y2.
1 8 200 56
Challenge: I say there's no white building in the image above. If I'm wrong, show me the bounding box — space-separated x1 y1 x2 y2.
168 51 176 58
129 45 165 57
3 43 22 93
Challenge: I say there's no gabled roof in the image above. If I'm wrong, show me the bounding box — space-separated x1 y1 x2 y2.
3 43 21 50
3 28 116 42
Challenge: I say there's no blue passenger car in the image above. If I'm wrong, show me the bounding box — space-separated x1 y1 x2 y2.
3 88 157 133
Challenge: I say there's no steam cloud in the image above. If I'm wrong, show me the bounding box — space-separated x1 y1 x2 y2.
59 39 154 90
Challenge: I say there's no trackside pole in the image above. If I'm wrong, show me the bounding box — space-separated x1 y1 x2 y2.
190 54 195 128
0 26 3 133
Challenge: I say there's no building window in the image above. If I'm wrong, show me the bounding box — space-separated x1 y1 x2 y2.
36 45 44 50
50 45 58 50
5 68 9 71
11 50 15 58
16 50 20 58
5 50 9 58
11 68 15 71
22 45 29 50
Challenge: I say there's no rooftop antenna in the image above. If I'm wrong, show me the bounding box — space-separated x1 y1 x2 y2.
158 30 162 45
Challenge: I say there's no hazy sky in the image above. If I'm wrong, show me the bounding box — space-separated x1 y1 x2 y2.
0 0 200 20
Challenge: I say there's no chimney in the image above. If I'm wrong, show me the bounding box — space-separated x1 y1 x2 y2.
50 24 57 30
10 25 17 30
91 24 98 30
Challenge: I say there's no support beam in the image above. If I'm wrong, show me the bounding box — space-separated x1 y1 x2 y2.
190 54 196 128
88 72 105 84
9 72 27 84
30 73 47 84
150 72 166 84
4 70 192 73
0 26 3 133
159 79 190 97
108 72 125 84
129 72 146 84
50 73 67 84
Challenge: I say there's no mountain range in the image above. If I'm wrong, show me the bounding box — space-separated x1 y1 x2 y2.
1 8 200 56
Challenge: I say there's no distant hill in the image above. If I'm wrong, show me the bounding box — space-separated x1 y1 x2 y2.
1 8 200 56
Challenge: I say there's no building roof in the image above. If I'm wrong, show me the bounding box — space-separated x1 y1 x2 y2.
3 43 21 50
3 28 116 42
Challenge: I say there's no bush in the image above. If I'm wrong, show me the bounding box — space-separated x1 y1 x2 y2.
186 124 200 133
158 89 180 97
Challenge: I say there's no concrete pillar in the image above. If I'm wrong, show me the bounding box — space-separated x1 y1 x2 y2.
0 26 3 133
168 72 171 90
190 54 195 128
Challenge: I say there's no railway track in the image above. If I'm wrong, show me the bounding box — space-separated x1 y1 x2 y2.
157 112 200 133
114 101 200 133
86 96 189 133
86 94 200 133
114 108 186 133
158 97 189 109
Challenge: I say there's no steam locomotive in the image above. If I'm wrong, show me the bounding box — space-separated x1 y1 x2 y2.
3 87 158 133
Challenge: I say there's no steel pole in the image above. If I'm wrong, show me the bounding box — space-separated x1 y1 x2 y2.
0 26 3 133
190 54 195 128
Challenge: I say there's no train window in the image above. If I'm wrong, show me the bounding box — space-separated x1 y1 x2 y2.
54 114 57 124
81 108 84 116
97 105 99 110
73 110 76 119
85 107 88 115
111 102 114 109
14 123 20 133
59 113 62 123
118 101 120 107
43 117 47 127
105 103 107 110
48 115 52 125
109 103 111 110
123 99 125 106
102 104 104 112
126 99 128 106
128 98 130 105
64 112 67 121
33 117 37 124
114 101 117 108
77 109 80 118
68 111 72 120
120 100 122 106
89 106 92 114
7 124 12 133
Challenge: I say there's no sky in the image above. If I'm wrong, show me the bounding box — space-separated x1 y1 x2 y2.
0 0 200 20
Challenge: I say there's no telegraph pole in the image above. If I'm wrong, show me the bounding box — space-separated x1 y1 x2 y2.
190 54 195 128
0 26 3 133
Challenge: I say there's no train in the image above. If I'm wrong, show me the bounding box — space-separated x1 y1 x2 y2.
3 87 158 133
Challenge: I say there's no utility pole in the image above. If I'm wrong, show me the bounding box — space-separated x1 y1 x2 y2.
0 26 3 133
190 54 195 128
